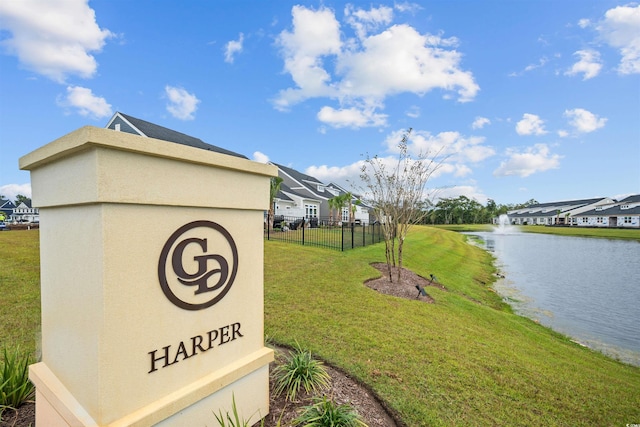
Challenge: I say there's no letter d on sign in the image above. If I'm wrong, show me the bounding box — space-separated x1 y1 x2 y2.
158 220 238 310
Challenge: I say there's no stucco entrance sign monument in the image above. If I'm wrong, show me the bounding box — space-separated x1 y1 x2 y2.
20 126 277 426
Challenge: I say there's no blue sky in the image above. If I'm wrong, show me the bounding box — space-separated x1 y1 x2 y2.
1 0 638 205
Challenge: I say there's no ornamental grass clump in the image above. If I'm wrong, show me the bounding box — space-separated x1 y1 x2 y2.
272 344 331 402
213 394 255 427
0 347 35 414
293 396 367 427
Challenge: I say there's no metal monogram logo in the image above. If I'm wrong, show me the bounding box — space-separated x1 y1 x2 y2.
158 220 238 310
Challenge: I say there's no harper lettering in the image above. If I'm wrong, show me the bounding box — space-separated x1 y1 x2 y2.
158 220 238 310
148 322 244 373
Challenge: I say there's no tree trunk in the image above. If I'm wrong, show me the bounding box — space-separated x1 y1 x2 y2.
268 208 274 231
396 236 404 283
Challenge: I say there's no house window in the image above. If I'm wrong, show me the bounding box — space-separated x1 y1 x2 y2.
597 217 603 223
582 217 588 223
317 185 324 192
304 204 317 219
624 216 632 224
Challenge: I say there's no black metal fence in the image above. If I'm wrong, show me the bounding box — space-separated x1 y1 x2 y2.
264 215 383 251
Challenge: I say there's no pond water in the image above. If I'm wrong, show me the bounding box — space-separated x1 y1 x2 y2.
467 229 640 366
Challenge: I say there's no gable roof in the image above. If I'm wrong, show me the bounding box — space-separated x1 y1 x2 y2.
580 205 640 216
273 163 323 186
105 112 247 159
0 200 16 213
277 182 320 202
15 201 32 209
508 197 610 216
579 194 640 216
619 194 640 204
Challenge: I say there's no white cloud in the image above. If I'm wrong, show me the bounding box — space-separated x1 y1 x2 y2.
0 0 112 82
317 106 387 128
564 108 607 133
565 49 602 80
396 130 495 164
344 4 393 40
405 105 420 118
557 129 569 138
224 33 244 63
273 5 342 111
57 86 112 119
597 4 640 74
509 57 549 77
304 128 495 200
0 184 32 201
471 116 490 129
493 144 562 177
516 113 547 136
165 86 200 120
305 160 367 190
336 24 478 102
578 18 591 29
394 2 422 14
273 5 479 127
430 184 488 205
252 151 270 163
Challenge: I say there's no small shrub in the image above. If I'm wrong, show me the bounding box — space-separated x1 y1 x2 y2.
213 394 254 427
0 347 35 410
272 344 331 402
293 396 367 427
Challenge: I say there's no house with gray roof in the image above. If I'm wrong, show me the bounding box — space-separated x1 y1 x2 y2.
105 112 247 159
0 199 16 221
507 197 614 225
575 194 640 228
271 163 371 224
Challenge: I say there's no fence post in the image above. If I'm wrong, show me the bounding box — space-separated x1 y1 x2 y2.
302 217 305 246
341 222 344 251
351 223 355 249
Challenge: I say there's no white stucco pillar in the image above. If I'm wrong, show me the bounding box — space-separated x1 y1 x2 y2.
20 126 276 426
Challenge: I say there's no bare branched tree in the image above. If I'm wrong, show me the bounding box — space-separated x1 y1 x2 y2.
359 128 445 283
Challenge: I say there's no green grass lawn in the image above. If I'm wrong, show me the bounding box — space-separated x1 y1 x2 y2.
0 231 40 359
2 227 639 426
265 226 640 426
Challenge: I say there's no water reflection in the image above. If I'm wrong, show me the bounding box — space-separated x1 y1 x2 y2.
468 230 640 366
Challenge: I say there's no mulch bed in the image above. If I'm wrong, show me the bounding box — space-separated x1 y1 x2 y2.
0 402 34 427
365 262 447 303
2 263 437 427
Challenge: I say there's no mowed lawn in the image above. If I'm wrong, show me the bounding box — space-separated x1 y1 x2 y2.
264 225 640 426
2 227 640 426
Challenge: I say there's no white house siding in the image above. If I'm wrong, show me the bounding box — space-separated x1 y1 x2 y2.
617 215 639 227
577 216 611 227
274 199 306 218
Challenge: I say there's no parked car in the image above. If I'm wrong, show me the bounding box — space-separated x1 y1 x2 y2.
0 221 8 231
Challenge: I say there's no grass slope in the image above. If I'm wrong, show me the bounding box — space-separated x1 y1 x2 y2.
0 231 40 360
265 226 640 426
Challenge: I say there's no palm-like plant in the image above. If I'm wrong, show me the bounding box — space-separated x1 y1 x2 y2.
0 348 35 412
293 395 367 427
272 344 331 402
268 176 284 231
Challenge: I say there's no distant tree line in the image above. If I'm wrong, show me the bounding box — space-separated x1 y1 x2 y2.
422 196 539 225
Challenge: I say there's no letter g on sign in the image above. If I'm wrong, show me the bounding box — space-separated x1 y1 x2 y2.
158 220 238 310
